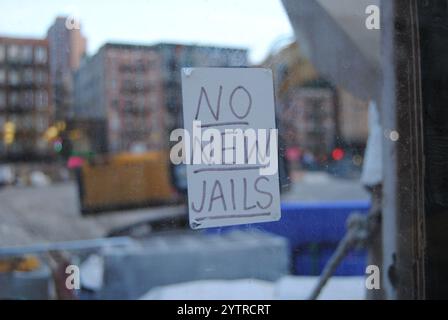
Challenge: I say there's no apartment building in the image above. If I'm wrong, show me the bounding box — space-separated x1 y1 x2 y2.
0 36 52 160
73 42 248 154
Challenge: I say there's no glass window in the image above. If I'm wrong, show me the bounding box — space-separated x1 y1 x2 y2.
7 44 20 62
22 90 34 108
8 91 19 106
20 114 31 130
35 114 48 132
0 68 5 84
35 70 48 84
149 94 158 107
0 44 5 62
1 0 446 302
8 70 20 85
22 68 33 84
21 45 33 63
35 90 48 108
109 79 118 90
0 90 5 107
34 46 47 64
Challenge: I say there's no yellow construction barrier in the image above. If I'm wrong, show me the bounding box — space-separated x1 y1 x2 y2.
78 151 176 213
0 256 40 273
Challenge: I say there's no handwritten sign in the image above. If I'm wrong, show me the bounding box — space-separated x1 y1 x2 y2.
181 68 281 229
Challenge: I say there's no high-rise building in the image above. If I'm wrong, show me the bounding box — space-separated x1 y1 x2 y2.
0 36 53 160
154 43 248 132
47 16 87 120
73 42 248 154
282 86 337 158
74 43 164 153
337 88 369 148
263 41 368 158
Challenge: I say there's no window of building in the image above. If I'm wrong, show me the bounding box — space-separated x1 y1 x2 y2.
35 90 48 108
0 90 5 108
21 45 33 63
8 91 19 106
7 44 20 62
22 114 33 130
8 70 20 85
35 70 48 85
22 68 34 84
35 115 48 132
34 46 47 64
0 68 5 84
0 44 5 62
149 94 158 107
22 90 34 108
109 79 118 90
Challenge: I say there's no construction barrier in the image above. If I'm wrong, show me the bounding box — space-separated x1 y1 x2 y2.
77 151 176 214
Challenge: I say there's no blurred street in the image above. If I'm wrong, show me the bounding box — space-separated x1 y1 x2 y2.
282 171 369 202
0 182 186 246
0 171 368 247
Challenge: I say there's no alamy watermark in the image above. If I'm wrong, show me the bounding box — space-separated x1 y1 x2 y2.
65 264 80 290
365 5 380 30
64 5 81 30
169 121 278 176
365 264 381 290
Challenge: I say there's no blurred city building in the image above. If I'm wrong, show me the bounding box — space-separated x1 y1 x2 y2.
47 16 87 121
263 42 368 165
155 43 248 134
73 43 162 153
337 88 369 151
73 43 248 154
283 86 337 159
0 36 53 161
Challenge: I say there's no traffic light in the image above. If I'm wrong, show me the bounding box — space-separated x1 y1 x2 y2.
331 148 345 161
44 126 58 141
3 121 15 145
54 134 72 159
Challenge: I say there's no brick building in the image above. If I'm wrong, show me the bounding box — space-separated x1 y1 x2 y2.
264 42 368 159
73 42 248 154
47 16 87 121
155 43 248 132
74 43 163 153
0 36 52 160
281 86 337 158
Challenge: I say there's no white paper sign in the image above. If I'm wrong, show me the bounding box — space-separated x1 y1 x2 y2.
181 68 281 229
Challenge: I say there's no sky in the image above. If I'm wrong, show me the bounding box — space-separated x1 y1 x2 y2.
0 0 294 64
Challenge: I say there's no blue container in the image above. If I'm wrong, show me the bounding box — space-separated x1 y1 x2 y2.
204 200 371 276
206 201 370 246
294 244 367 276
